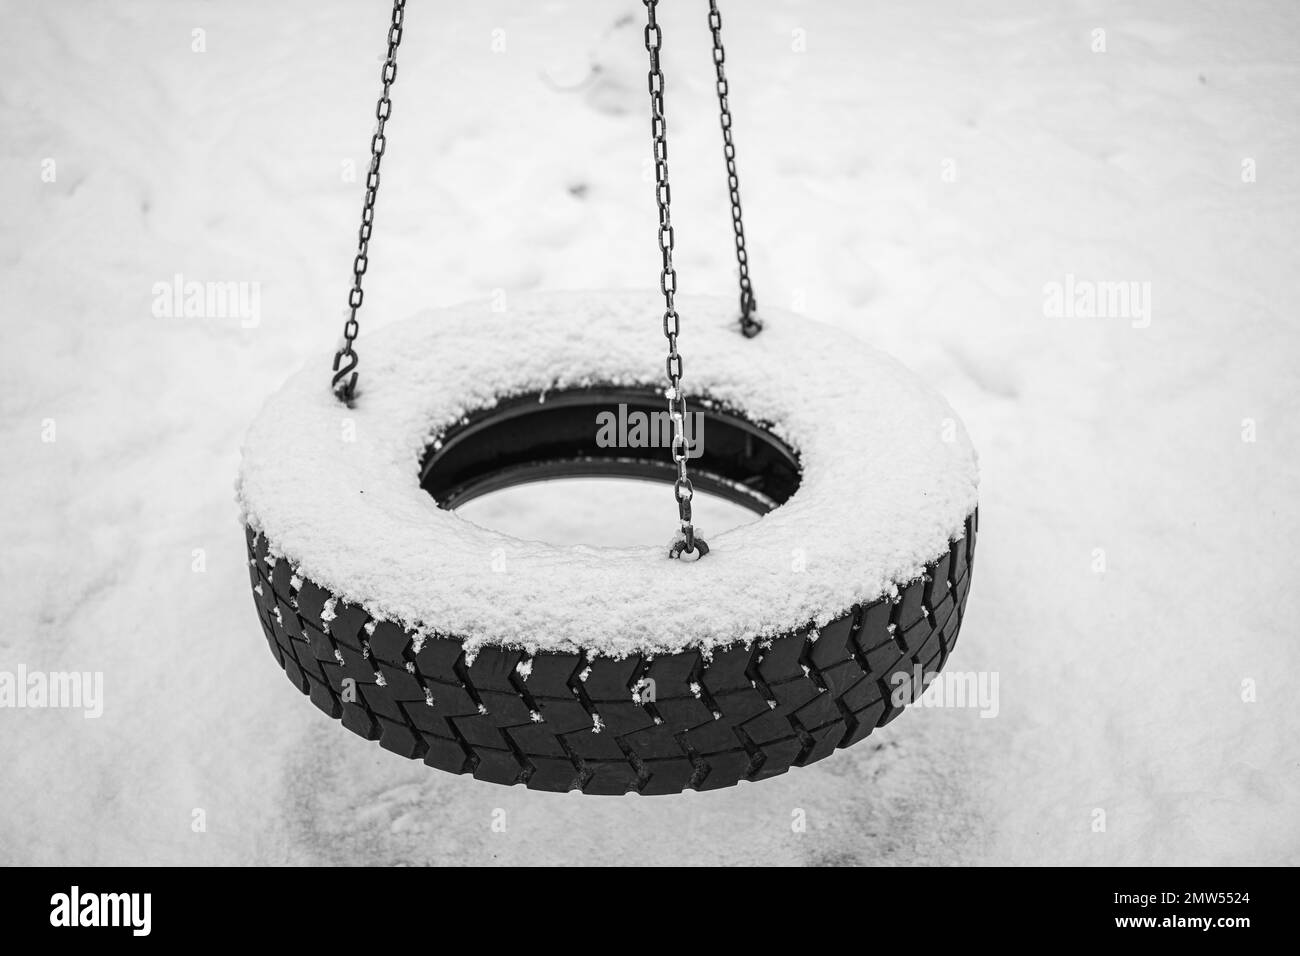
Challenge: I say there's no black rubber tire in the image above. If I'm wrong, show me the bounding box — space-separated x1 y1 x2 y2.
247 511 977 794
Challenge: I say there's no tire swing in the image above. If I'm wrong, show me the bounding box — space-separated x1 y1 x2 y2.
239 0 979 795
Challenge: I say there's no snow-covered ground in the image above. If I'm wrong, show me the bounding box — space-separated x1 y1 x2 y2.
2 0 1297 865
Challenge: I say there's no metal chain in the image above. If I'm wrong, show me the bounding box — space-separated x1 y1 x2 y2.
332 0 407 402
708 0 761 338
644 0 707 559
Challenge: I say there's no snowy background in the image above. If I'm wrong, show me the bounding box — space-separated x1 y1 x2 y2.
3 0 1298 865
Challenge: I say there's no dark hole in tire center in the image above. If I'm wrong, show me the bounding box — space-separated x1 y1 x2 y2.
419 386 801 516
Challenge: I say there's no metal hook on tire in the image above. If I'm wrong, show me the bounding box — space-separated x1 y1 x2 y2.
332 350 358 403
669 533 709 560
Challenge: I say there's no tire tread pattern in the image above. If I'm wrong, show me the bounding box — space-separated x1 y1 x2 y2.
247 510 977 794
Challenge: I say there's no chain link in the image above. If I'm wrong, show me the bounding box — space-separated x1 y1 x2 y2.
332 0 407 402
708 0 760 338
644 0 706 558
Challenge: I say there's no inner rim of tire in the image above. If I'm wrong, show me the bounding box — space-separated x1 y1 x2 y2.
420 385 801 514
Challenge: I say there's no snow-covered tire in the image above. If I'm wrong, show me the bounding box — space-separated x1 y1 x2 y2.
238 292 979 794
246 512 976 794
